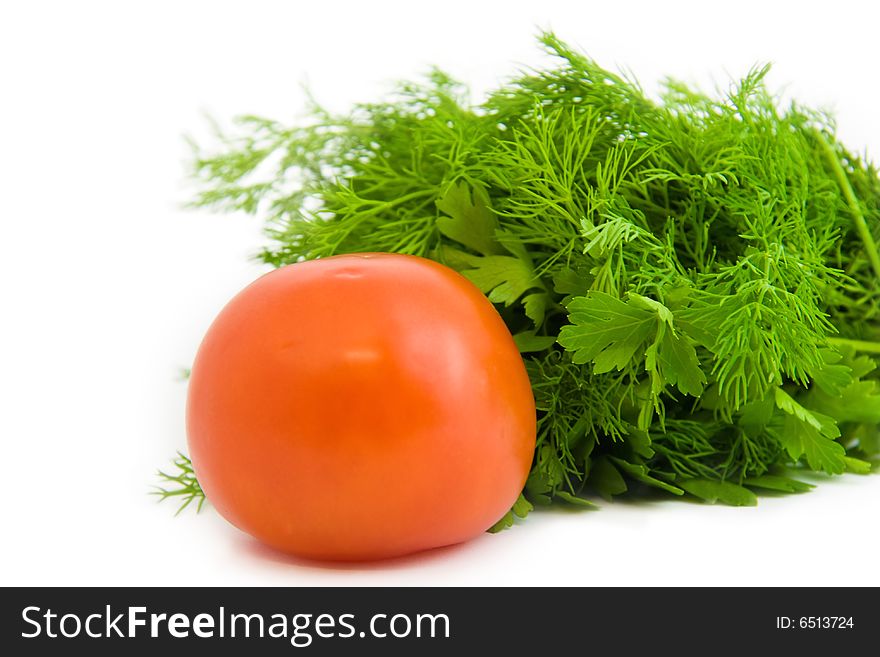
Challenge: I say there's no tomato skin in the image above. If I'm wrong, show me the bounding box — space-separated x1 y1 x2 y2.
186 253 536 561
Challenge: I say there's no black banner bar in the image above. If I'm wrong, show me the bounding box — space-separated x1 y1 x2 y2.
1 587 873 655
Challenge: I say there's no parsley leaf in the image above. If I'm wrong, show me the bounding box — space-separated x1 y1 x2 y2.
436 182 504 256
559 292 657 372
677 478 758 506
771 388 846 475
589 455 628 500
559 292 705 405
742 475 814 493
488 494 534 533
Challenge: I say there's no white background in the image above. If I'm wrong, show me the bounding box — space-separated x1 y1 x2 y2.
2 0 879 586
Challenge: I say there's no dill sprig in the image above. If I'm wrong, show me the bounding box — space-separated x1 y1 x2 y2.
181 32 880 518
153 452 206 514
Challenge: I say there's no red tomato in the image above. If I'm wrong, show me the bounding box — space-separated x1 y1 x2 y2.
186 253 536 560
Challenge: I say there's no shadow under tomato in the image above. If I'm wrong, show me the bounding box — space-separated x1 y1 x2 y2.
235 532 492 572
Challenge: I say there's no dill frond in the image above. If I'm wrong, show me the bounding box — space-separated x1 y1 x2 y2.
153 452 206 515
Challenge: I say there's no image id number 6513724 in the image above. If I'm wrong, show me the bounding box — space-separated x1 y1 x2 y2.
776 617 854 630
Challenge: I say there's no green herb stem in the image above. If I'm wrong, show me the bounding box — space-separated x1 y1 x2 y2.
827 337 880 355
818 131 880 281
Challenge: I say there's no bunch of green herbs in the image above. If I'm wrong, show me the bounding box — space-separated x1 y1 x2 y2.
169 33 880 525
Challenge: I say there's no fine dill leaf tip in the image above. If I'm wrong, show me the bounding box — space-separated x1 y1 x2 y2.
153 452 206 515
179 32 880 520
